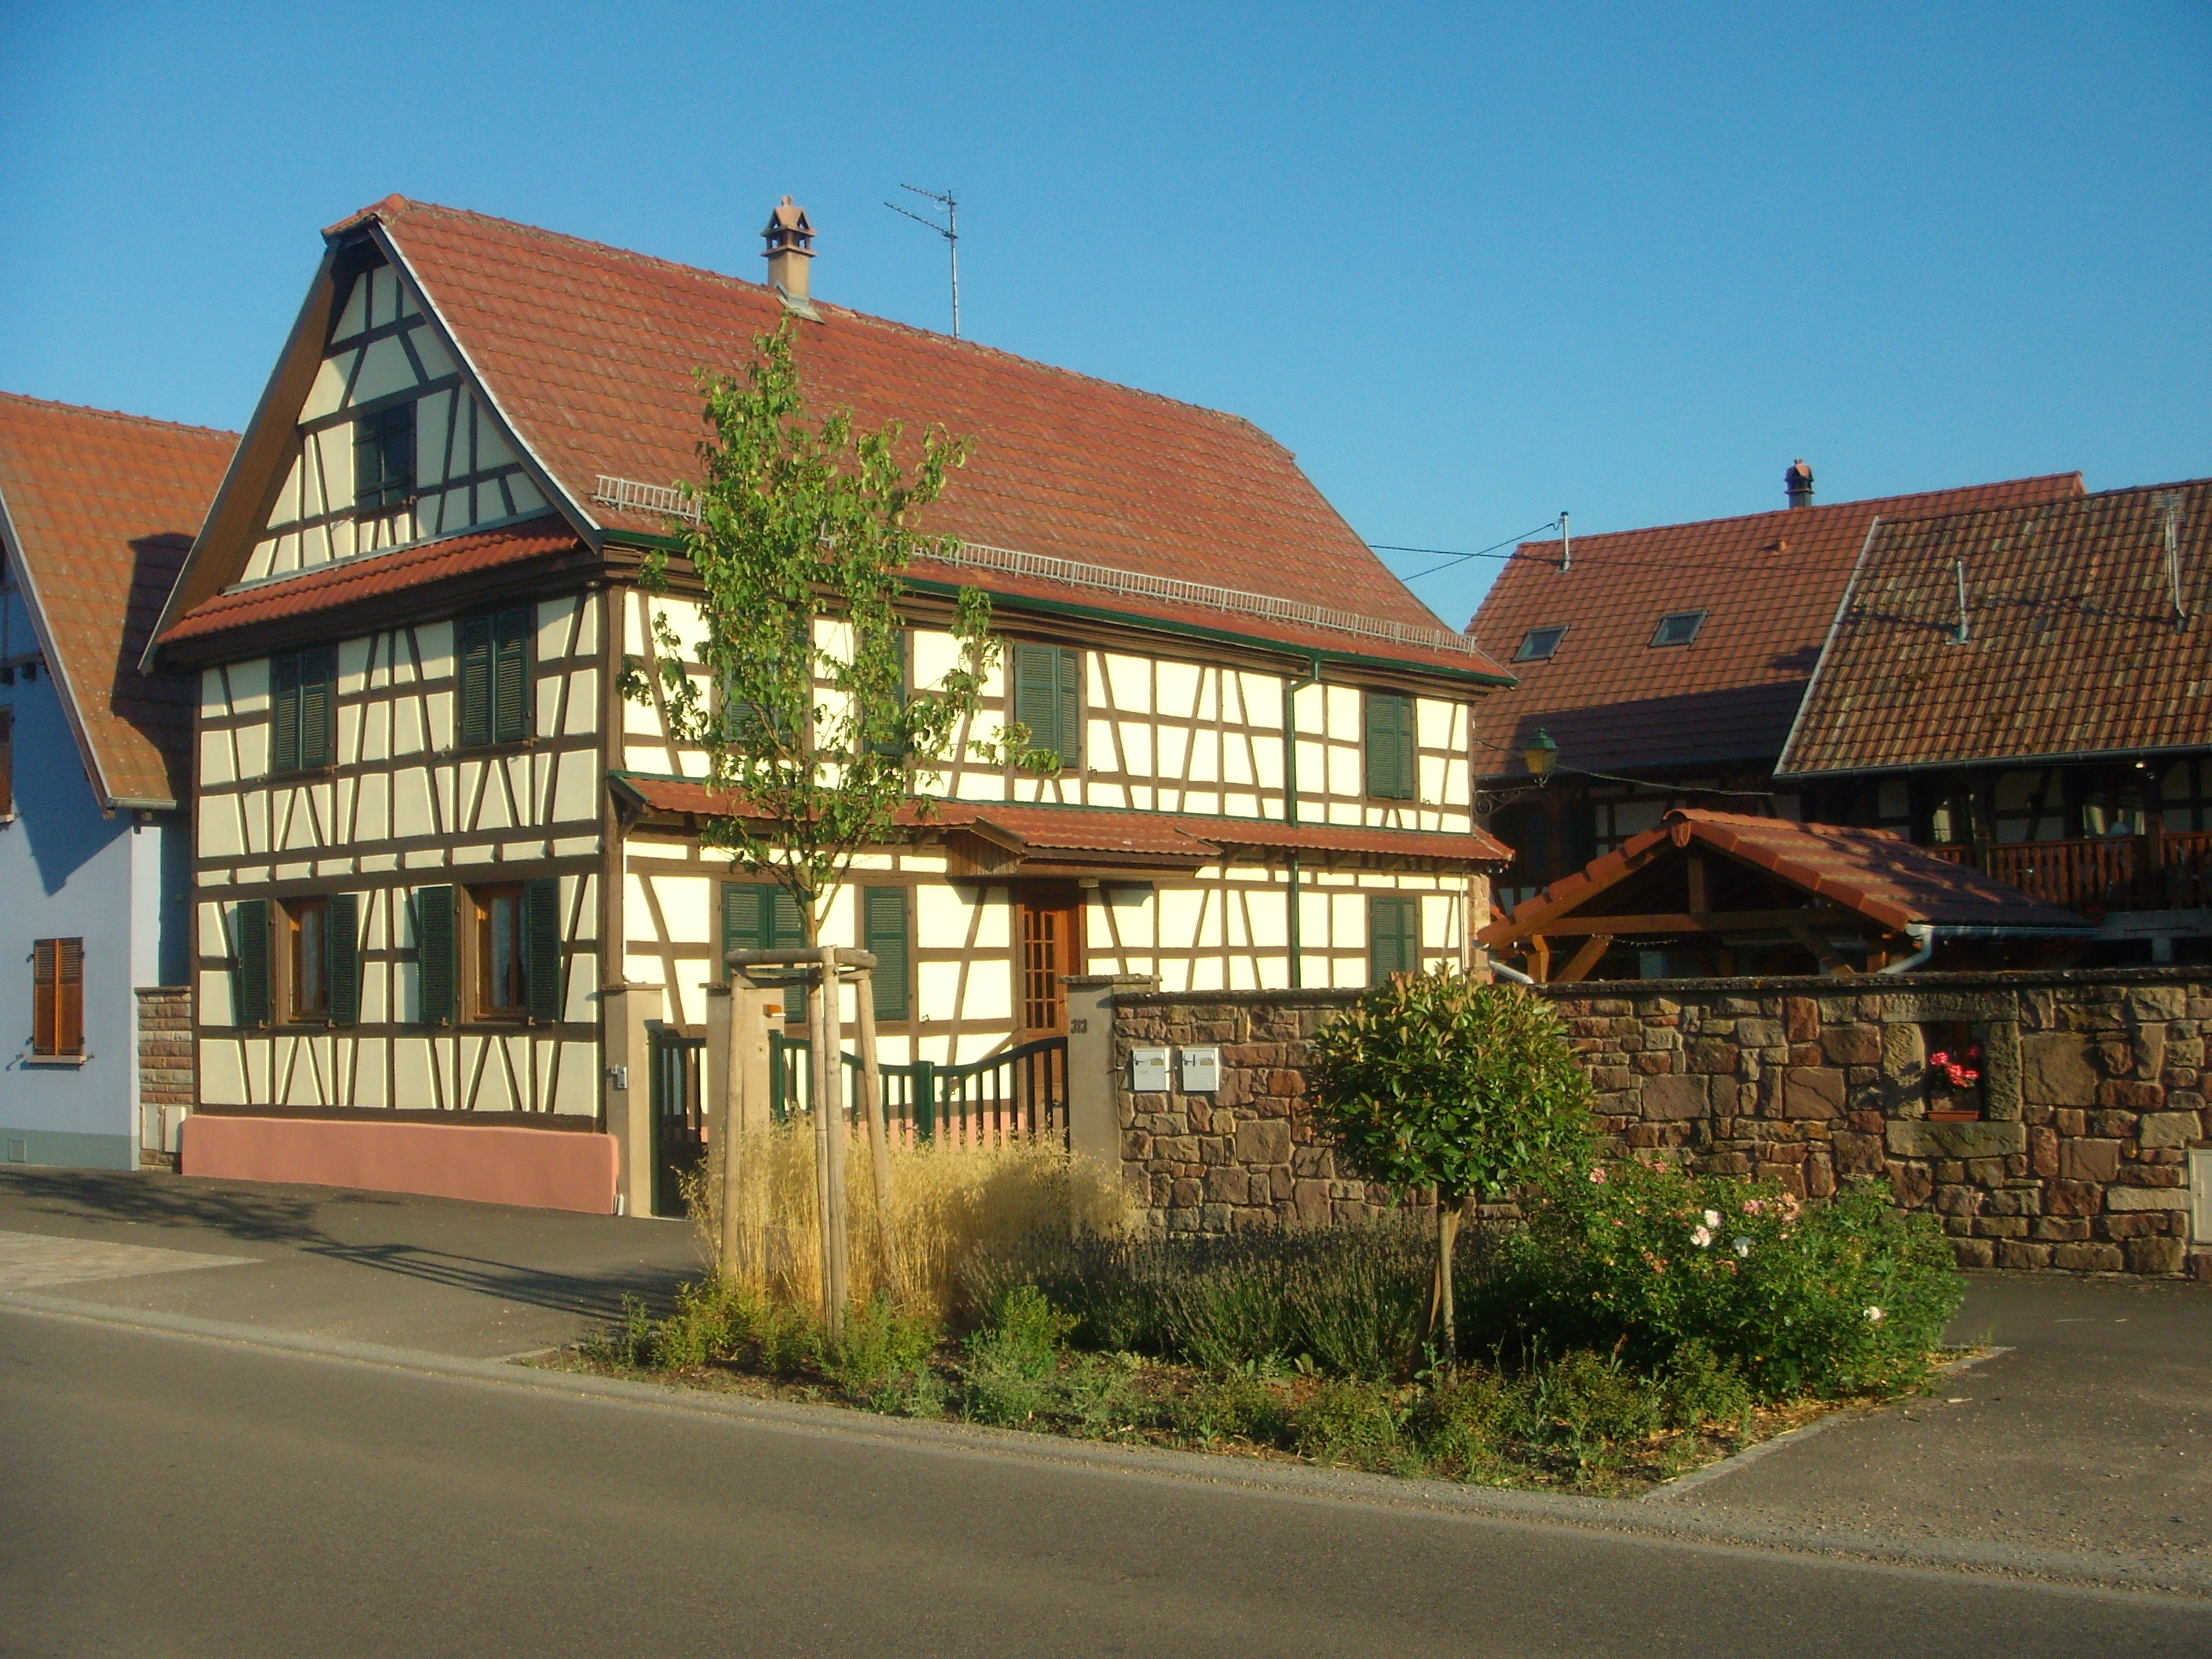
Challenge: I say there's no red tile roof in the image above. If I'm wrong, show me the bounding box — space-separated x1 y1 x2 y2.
1778 480 2212 777
611 774 1507 866
163 516 582 646
0 392 236 807
1464 474 2085 778
324 199 1498 678
1481 808 2090 941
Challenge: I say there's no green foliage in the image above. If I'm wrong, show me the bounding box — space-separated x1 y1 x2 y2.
822 1293 945 1415
619 323 1053 939
1307 970 1595 1203
958 1284 1079 1426
1480 1163 1965 1399
962 1222 1441 1378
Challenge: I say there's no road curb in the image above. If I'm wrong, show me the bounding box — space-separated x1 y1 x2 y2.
3 1289 2206 1604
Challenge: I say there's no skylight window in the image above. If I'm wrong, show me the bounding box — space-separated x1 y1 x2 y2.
1650 611 1707 647
1514 626 1566 662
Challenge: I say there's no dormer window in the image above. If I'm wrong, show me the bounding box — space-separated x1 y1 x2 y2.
354 401 415 512
1650 610 1706 647
1514 626 1566 662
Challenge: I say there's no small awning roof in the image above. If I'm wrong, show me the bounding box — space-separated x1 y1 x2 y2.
609 775 1509 871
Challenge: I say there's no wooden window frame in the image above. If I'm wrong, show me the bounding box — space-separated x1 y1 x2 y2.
31 937 84 1057
1363 691 1417 801
470 883 529 1021
456 604 533 751
353 400 416 515
284 895 331 1024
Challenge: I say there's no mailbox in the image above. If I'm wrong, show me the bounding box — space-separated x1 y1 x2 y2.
1180 1046 1221 1093
1129 1047 1171 1092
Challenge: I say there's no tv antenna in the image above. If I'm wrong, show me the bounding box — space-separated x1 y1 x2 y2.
884 184 960 339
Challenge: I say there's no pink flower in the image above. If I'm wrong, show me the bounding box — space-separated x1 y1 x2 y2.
1702 1209 1723 1229
1588 1167 1608 1185
1864 1306 1884 1323
1690 1225 1713 1248
1742 1199 1765 1215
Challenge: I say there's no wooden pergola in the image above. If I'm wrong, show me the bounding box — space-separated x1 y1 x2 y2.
1478 809 2096 983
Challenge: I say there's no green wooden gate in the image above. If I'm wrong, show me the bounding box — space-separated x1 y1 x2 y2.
766 1035 1069 1147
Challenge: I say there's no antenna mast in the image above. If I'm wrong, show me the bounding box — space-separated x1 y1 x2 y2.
884 184 960 339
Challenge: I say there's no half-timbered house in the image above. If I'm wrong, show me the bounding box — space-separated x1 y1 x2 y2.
148 197 1513 1214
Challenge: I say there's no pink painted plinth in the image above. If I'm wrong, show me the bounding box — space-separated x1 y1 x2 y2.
181 1115 620 1214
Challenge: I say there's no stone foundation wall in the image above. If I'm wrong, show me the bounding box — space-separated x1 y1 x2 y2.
136 986 193 1168
1108 969 2211 1278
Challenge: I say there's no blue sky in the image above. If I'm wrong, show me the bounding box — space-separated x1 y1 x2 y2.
2 1 2206 627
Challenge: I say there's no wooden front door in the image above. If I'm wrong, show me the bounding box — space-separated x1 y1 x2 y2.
1017 888 1084 1035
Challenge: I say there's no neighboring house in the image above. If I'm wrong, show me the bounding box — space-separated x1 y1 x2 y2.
1464 466 2084 910
0 393 233 1169
147 196 1511 1216
1478 809 2095 983
1777 478 2212 960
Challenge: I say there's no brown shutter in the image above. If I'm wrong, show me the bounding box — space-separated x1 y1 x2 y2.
32 939 56 1054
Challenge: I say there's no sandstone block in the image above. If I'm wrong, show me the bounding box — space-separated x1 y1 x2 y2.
2032 1217 2092 1241
1785 996 1820 1042
1886 1119 2026 1159
1950 1238 1995 1269
2052 1242 2126 1273
2137 1112 2203 1149
1784 1067 1845 1119
1233 1118 1293 1166
2127 1236 2188 1275
1994 1240 2050 1269
2020 1033 2100 1106
2106 1185 2188 1211
1641 1073 1713 1120
1822 1025 1883 1068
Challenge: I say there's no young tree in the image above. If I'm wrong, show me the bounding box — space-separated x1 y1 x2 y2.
624 320 1037 939
1307 969 1595 1366
622 322 1048 1322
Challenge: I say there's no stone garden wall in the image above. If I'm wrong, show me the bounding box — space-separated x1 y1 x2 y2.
1104 969 2212 1279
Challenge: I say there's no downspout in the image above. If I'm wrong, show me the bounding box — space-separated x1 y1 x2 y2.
1878 923 1936 976
1490 959 1538 987
1283 656 1322 988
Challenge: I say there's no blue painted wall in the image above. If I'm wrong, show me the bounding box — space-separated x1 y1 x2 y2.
0 668 162 1170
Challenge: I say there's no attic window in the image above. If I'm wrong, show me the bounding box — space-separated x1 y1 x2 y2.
1514 626 1566 662
1650 610 1706 647
354 401 415 513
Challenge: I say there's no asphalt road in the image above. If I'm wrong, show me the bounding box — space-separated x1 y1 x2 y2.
4 1306 2208 1659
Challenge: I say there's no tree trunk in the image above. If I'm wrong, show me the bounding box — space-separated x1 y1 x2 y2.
809 953 850 1337
1427 1197 1462 1374
852 966 900 1298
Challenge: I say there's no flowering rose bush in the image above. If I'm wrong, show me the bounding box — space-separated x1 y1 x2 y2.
1474 1161 1963 1399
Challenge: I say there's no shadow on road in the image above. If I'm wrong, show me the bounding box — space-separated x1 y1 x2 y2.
0 1169 688 1321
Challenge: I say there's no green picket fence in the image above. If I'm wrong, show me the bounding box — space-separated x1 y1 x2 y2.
767 1032 1069 1147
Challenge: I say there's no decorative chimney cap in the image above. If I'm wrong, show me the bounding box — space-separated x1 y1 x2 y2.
762 196 815 257
1785 457 1815 509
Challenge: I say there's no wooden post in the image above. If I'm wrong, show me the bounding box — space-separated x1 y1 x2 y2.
852 965 900 1297
813 946 851 1333
719 981 749 1284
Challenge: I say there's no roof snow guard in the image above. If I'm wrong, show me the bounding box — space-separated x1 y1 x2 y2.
591 474 1488 661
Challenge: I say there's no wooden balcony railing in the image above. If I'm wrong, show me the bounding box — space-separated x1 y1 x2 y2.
1925 830 2212 914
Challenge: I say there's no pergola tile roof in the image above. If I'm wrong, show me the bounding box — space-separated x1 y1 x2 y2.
1482 808 2089 943
0 392 236 807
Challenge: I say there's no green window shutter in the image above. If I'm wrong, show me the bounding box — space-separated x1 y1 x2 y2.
298 646 337 771
416 885 457 1025
524 876 562 1022
1013 643 1057 758
1055 647 1082 768
1368 895 1419 984
720 881 753 977
232 899 270 1027
862 886 910 1021
269 652 301 775
493 606 531 744
457 613 493 749
1364 694 1415 800
723 883 808 1015
327 892 361 1027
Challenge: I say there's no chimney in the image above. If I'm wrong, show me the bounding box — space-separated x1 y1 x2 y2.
1785 458 1815 510
762 196 815 300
